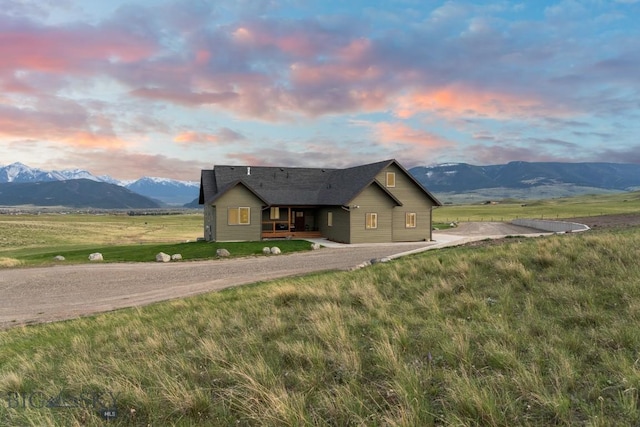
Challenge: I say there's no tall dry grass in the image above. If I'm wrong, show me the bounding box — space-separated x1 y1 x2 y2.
1 227 640 425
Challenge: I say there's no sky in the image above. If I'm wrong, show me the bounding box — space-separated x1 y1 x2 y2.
0 0 639 181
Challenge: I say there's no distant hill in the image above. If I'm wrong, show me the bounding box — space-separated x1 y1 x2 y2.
184 197 200 209
410 162 640 201
0 179 161 209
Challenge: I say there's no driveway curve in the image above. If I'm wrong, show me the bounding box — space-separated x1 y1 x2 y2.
0 223 547 329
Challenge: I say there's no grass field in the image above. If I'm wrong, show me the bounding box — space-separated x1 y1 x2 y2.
1 221 640 425
434 190 640 223
0 213 203 251
1 190 639 268
1 192 639 424
0 213 319 267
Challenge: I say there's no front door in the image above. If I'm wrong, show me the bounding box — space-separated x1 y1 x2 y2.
293 210 305 232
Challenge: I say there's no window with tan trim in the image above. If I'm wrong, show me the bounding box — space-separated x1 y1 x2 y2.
327 211 333 227
270 207 280 220
365 212 378 229
406 212 416 228
386 172 396 187
228 207 250 225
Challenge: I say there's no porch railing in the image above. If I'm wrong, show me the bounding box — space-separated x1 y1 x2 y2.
262 221 291 233
261 221 321 238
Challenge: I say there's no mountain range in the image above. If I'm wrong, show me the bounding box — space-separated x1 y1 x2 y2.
409 162 640 203
1 161 639 209
0 162 199 206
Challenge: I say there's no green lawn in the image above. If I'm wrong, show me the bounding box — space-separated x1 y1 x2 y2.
1 225 640 425
9 240 313 266
0 213 318 267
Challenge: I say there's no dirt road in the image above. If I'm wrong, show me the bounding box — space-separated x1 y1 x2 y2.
0 243 438 329
0 223 548 330
435 221 543 236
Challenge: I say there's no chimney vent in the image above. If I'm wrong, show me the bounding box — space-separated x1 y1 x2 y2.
247 167 251 175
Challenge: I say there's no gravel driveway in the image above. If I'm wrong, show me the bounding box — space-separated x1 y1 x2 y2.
0 223 546 329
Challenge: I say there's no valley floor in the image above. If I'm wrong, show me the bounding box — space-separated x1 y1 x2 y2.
0 222 547 329
5 214 634 330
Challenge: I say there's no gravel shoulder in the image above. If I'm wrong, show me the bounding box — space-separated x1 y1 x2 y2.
0 218 569 330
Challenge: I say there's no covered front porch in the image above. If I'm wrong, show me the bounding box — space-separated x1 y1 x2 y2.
261 206 322 239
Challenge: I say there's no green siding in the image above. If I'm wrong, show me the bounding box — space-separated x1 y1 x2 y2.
214 186 263 241
318 207 350 243
204 205 215 241
203 161 437 243
376 164 436 242
349 185 395 243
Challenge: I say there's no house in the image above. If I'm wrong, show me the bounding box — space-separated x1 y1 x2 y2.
198 159 441 244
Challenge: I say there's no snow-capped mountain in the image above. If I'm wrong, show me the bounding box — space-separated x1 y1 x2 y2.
0 162 66 183
0 163 199 206
97 175 129 186
54 168 102 182
126 177 199 205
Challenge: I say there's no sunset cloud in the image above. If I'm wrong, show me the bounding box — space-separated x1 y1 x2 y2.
0 19 157 77
54 149 207 181
0 100 130 150
1 0 639 178
174 128 245 144
375 122 452 148
394 85 544 120
130 88 239 106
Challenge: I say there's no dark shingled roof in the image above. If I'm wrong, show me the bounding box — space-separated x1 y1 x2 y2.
198 169 215 204
199 159 441 206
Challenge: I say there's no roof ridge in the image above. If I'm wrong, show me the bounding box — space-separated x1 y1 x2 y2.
199 159 443 207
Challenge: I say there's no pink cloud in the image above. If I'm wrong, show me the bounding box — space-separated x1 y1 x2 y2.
0 101 128 149
394 85 544 119
131 87 239 106
174 131 218 144
375 122 453 148
174 128 245 144
225 152 264 166
230 21 341 58
2 0 628 175
194 49 211 65
337 38 372 61
0 22 157 76
130 21 390 120
290 62 382 87
66 131 127 149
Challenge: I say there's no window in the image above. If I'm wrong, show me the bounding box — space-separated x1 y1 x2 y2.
386 172 396 187
406 212 416 228
228 207 250 225
365 212 378 229
327 211 333 227
270 207 280 220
